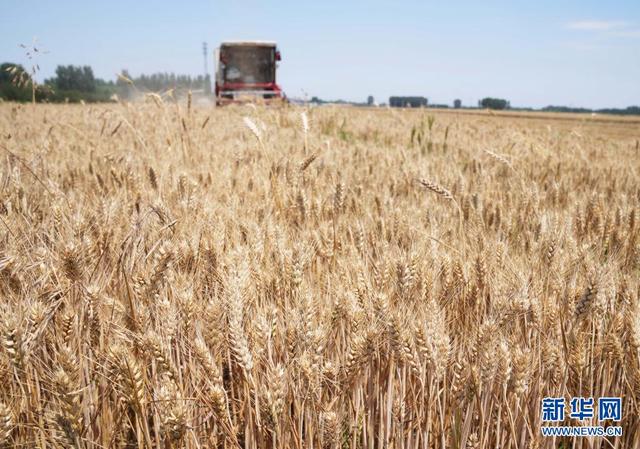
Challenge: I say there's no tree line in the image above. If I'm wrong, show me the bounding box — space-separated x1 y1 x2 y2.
0 62 211 103
1 62 639 116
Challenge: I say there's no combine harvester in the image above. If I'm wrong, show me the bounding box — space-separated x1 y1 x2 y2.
214 41 285 105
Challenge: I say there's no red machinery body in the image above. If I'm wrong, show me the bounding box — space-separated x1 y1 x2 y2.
215 41 284 105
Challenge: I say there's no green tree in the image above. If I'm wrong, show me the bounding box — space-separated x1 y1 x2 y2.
49 65 96 92
0 63 32 102
479 97 510 110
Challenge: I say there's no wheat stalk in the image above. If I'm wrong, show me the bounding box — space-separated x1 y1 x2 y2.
0 101 637 449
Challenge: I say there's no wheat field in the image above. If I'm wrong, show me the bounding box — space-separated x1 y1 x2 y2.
0 101 639 449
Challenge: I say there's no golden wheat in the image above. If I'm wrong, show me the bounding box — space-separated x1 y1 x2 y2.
0 102 638 448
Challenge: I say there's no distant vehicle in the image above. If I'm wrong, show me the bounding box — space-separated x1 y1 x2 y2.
214 41 285 105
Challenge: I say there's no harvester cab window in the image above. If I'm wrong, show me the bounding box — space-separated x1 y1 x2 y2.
221 46 275 84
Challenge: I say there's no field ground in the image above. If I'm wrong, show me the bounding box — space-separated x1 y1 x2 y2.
405 107 640 126
0 102 639 448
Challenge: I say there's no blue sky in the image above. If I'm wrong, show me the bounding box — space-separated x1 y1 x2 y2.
1 0 639 108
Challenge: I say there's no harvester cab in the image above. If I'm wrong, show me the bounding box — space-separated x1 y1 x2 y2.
214 41 285 105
